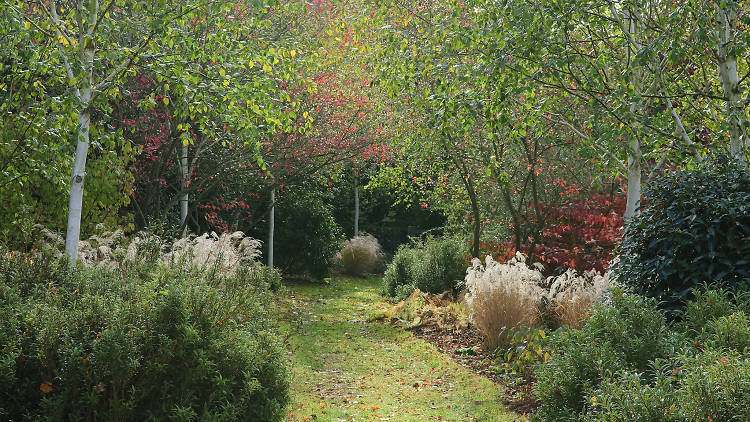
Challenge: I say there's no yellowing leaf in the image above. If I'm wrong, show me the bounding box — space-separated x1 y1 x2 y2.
162 97 169 105
248 60 254 69
24 21 30 30
263 63 272 73
40 381 54 393
290 49 296 58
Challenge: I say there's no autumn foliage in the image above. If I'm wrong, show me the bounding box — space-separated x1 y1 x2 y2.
483 193 625 273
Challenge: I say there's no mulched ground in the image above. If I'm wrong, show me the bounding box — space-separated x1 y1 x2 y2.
411 325 540 415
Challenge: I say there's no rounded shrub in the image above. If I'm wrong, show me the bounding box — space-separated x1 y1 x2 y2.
580 351 750 422
614 157 750 312
0 251 288 421
382 236 468 300
532 288 750 421
274 190 344 278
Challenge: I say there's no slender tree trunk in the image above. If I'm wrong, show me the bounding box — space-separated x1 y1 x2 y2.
268 189 275 269
353 172 359 237
470 193 480 258
179 140 189 236
716 4 747 161
463 174 481 258
499 183 522 253
64 37 95 264
623 6 643 220
65 104 91 263
624 143 642 219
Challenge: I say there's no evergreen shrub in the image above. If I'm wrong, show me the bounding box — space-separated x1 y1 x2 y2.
614 157 750 312
0 250 288 421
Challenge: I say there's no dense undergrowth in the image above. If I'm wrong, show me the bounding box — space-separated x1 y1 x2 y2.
0 249 288 421
532 287 750 421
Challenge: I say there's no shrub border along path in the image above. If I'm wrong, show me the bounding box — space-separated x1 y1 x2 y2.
281 277 516 421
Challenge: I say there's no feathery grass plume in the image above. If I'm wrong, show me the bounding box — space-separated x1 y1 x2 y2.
464 253 614 350
548 268 614 328
465 253 545 351
164 231 262 274
338 234 382 276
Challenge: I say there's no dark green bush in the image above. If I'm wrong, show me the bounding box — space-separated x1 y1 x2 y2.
382 236 468 300
0 251 288 421
614 157 750 313
582 351 750 422
274 190 343 279
532 290 676 421
581 364 681 422
532 288 750 421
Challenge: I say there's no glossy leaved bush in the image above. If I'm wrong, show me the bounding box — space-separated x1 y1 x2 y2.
614 157 750 312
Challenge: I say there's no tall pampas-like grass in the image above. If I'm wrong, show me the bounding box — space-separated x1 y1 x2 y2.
548 268 612 328
337 234 381 276
465 253 546 350
164 231 262 274
465 253 615 350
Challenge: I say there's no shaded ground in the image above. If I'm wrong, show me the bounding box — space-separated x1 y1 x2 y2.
281 277 517 422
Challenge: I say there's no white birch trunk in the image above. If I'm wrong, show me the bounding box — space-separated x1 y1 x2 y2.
716 4 747 161
623 6 643 220
354 173 359 237
65 102 91 262
64 35 95 263
268 189 275 269
179 141 189 236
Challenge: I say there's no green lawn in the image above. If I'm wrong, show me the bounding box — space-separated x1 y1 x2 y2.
281 277 517 422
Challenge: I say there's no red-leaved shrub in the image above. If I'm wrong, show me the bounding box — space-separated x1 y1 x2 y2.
482 194 625 273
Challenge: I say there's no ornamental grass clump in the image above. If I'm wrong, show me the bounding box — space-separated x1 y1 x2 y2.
464 253 614 350
465 253 546 350
163 231 262 274
382 236 468 300
548 268 613 328
338 234 382 276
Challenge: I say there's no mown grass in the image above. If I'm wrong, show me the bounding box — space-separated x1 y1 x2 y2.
281 276 517 422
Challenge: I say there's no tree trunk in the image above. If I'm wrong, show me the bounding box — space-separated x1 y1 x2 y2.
464 174 481 258
499 183 522 253
64 37 95 264
65 105 91 263
268 189 275 269
353 172 359 237
623 6 643 220
179 140 189 236
716 4 747 161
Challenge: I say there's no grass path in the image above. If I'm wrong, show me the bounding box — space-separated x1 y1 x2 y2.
281 277 517 422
